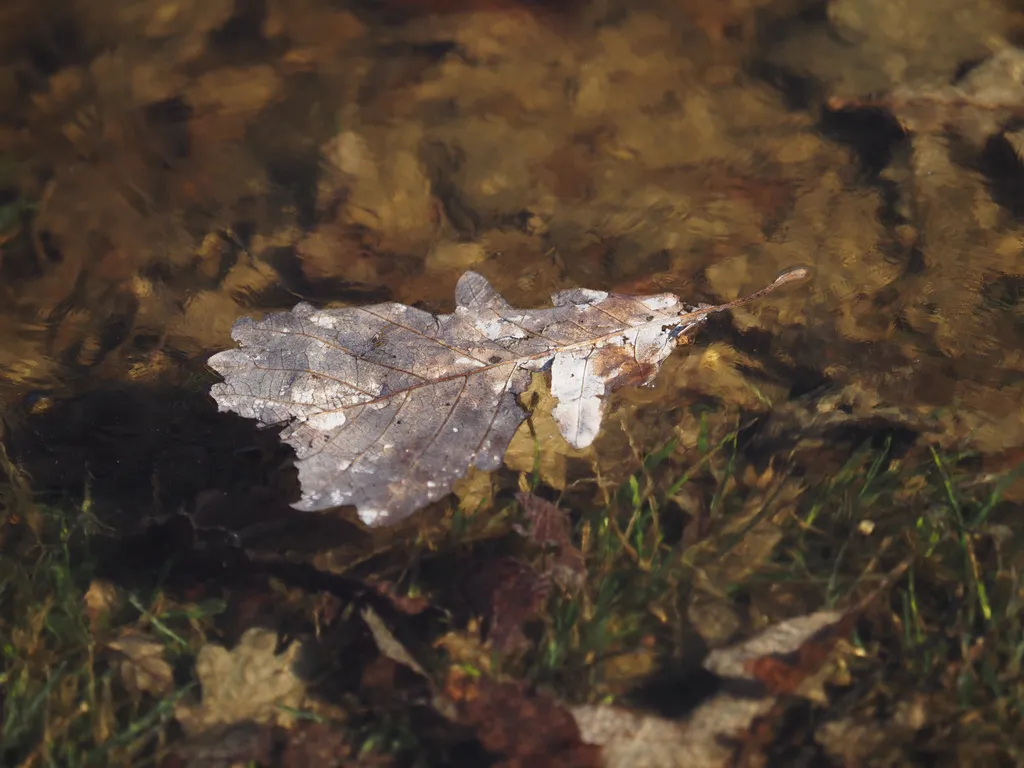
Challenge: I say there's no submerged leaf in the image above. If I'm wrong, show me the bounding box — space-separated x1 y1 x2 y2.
107 631 174 697
514 492 586 592
174 628 306 736
208 268 807 526
445 670 603 768
571 610 846 768
477 556 551 654
361 605 429 679
573 559 911 767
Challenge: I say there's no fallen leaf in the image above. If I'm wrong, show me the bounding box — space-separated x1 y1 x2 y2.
514 492 586 592
435 620 493 676
503 376 591 491
170 718 357 768
364 577 433 615
514 491 573 548
171 722 277 768
84 579 121 632
360 605 429 679
107 631 174 697
452 465 497 516
815 695 929 765
571 611 845 768
353 610 601 765
573 559 912 767
477 556 550 654
445 669 603 768
208 269 808 526
174 627 306 736
359 605 461 723
281 722 354 768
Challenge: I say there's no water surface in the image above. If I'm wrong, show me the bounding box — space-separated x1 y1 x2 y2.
2 0 1023 764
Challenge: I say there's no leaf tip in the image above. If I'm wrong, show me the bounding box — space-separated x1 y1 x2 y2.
455 270 498 308
774 266 811 286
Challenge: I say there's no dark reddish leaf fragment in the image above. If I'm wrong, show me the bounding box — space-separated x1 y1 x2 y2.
364 576 433 615
514 492 573 548
281 723 353 768
475 556 550 654
514 492 586 592
446 670 603 768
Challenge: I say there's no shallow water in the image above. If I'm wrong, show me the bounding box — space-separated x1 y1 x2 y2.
2 0 1024 764
2 0 1021 506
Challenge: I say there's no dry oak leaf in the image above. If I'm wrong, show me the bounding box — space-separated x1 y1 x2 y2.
107 631 174 697
174 627 306 736
208 269 807 526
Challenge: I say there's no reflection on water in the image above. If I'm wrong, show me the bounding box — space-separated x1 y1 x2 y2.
2 0 1024 763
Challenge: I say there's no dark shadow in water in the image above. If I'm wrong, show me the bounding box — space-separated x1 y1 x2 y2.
976 132 1024 221
745 60 823 113
420 139 483 238
760 699 835 768
817 107 908 179
623 665 727 717
24 14 86 76
90 510 373 611
4 380 449 613
5 382 291 518
259 243 398 304
207 0 271 62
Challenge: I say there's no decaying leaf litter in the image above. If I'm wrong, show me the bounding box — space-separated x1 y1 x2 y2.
1 0 1024 765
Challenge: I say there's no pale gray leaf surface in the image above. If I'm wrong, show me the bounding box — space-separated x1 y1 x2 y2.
571 609 843 768
208 268 807 526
